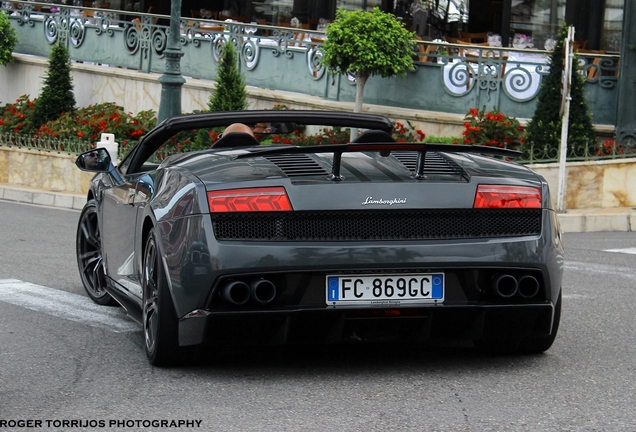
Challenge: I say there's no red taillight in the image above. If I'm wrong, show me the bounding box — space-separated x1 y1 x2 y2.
473 185 542 209
207 187 292 212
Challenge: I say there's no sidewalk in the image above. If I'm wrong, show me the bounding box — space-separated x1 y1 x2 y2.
2 184 634 233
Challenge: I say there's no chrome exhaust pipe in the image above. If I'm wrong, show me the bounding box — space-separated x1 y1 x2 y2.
250 279 276 304
221 281 250 305
492 274 518 298
517 275 540 298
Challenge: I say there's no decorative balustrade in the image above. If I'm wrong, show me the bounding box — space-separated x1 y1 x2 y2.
1 1 622 126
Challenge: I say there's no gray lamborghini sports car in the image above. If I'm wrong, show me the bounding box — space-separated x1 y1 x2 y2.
75 110 564 366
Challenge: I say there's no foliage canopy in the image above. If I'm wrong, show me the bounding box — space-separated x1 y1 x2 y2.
322 7 415 112
323 7 415 80
0 11 18 66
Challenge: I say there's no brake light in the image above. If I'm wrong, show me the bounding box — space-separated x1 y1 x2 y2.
207 187 292 212
473 185 541 209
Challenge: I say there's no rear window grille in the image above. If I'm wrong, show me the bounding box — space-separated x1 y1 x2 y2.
211 209 542 241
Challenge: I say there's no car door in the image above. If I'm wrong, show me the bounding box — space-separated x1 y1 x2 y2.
100 170 152 301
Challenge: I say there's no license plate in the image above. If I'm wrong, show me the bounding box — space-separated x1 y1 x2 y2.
326 273 444 307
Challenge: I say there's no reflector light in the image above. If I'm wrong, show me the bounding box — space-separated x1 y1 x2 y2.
474 185 542 209
207 187 292 212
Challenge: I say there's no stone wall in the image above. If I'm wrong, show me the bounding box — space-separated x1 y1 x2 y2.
0 147 93 195
1 145 634 210
530 159 636 209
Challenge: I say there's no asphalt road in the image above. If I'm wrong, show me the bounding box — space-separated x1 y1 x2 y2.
1 199 635 431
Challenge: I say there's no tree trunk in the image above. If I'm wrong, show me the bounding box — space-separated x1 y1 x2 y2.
351 72 369 141
353 72 369 113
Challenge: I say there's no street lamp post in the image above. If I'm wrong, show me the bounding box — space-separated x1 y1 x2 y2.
157 0 185 123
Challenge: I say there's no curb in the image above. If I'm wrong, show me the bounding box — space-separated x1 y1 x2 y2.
557 208 635 233
0 185 86 211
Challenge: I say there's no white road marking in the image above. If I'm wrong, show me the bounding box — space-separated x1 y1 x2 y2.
564 261 636 280
604 247 636 255
0 279 138 333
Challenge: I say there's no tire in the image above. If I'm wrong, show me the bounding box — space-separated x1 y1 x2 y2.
76 199 117 306
474 291 562 355
142 231 196 366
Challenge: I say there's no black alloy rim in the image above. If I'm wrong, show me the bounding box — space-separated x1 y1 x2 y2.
143 237 159 354
77 208 108 299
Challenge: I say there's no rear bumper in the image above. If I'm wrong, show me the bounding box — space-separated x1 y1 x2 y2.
178 302 556 347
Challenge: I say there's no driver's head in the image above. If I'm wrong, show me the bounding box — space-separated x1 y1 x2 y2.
252 122 273 134
223 123 255 137
85 151 99 168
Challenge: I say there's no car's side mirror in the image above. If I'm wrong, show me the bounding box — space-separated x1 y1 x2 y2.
76 148 112 172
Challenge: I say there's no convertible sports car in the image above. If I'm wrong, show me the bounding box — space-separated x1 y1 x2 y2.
75 110 563 366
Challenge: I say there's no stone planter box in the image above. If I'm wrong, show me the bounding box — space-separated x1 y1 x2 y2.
0 146 92 197
2 145 635 212
530 158 636 209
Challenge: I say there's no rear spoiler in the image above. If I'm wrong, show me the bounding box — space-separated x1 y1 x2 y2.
236 142 521 180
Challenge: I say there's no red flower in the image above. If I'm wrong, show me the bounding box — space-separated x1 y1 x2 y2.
461 107 524 151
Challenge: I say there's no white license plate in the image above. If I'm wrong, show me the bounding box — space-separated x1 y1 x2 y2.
326 273 444 306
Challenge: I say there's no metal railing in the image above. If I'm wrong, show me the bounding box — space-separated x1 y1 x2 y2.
518 139 633 164
2 129 633 164
0 132 91 154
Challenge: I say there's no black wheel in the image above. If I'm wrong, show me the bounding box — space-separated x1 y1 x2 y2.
76 199 116 306
474 291 562 355
143 231 196 366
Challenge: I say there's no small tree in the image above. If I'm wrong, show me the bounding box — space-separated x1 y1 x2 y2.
208 42 248 112
31 43 76 129
526 23 595 157
0 11 18 66
322 7 415 113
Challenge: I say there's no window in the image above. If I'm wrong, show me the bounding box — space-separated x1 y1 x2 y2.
602 0 623 52
509 0 565 50
336 0 382 11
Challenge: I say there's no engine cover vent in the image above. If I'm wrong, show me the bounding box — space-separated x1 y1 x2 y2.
264 154 329 177
392 151 467 178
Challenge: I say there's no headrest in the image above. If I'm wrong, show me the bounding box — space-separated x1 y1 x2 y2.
211 132 260 149
352 129 396 143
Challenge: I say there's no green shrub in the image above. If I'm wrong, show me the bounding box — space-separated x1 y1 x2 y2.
526 23 595 157
31 44 76 129
461 107 524 149
0 11 18 66
36 102 156 156
208 42 248 111
0 95 37 133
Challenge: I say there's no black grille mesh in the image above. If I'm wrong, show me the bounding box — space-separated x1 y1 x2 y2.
211 209 542 241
